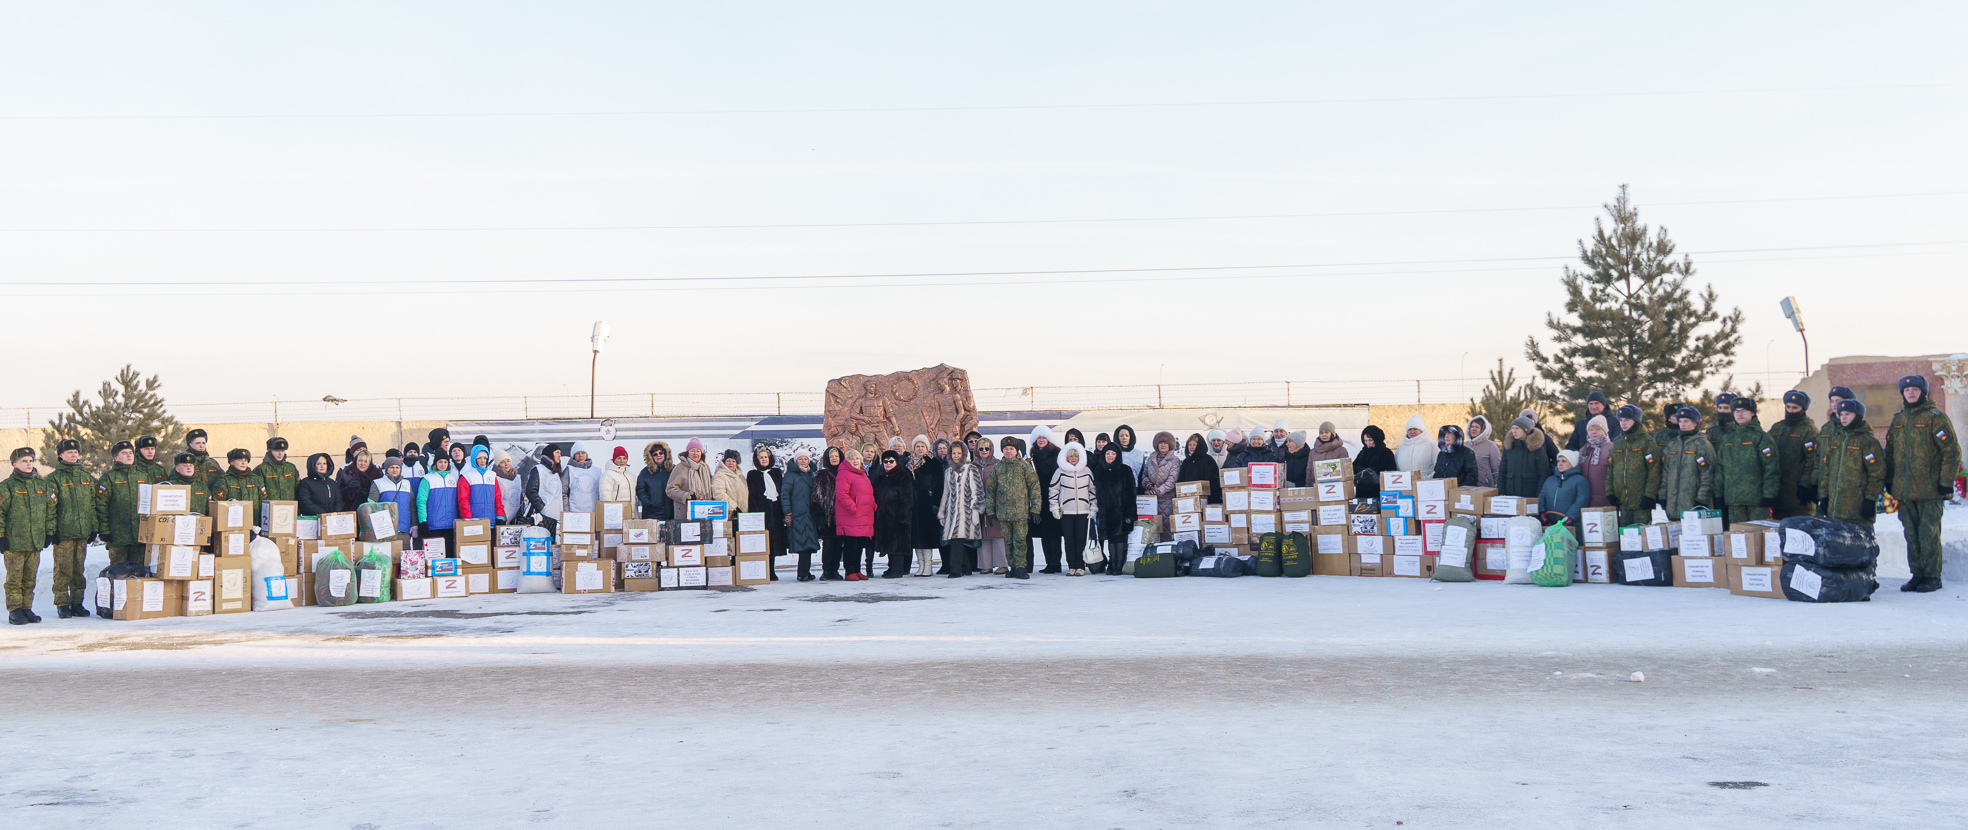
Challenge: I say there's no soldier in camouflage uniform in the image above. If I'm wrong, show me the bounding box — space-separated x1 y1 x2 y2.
1885 375 1961 593
1652 401 1685 449
1823 386 1857 437
253 436 299 503
183 429 223 484
133 434 168 484
210 448 269 526
0 448 57 624
1815 400 1885 526
1769 390 1822 519
1706 393 1737 447
1714 398 1781 524
95 441 148 569
45 439 98 619
163 452 213 515
983 436 1041 579
1604 405 1661 527
1656 407 1717 520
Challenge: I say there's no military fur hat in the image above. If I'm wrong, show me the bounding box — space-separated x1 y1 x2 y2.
56 438 80 453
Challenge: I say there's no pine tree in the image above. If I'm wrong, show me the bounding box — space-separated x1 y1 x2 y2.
42 366 187 474
1525 185 1745 428
1467 358 1547 433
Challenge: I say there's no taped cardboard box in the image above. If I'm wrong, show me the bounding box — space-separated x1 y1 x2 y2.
1247 490 1279 512
1247 511 1280 535
456 540 493 567
736 532 771 555
1485 495 1532 516
139 514 212 547
669 544 705 567
491 545 522 569
706 564 735 587
319 511 359 540
1681 508 1725 538
111 578 183 620
621 519 661 545
140 483 194 516
215 530 251 558
1175 480 1210 499
1222 490 1250 512
1201 522 1233 546
212 555 252 613
1721 530 1765 563
1727 523 1784 565
1678 534 1713 558
1728 563 1785 598
618 543 663 562
1170 512 1203 534
1312 457 1354 483
1413 477 1457 503
1278 487 1321 511
1348 513 1381 536
1246 462 1285 490
1379 470 1415 494
146 544 204 580
1448 486 1497 516
462 566 495 595
1219 467 1247 489
1581 546 1611 584
1352 553 1386 577
1314 503 1348 527
1172 495 1204 515
271 535 301 575
1379 494 1416 520
620 560 660 592
181 579 213 616
453 518 492 544
1315 478 1355 503
1578 507 1619 546
260 501 299 537
1474 541 1508 580
1390 553 1438 579
492 568 519 593
1641 522 1683 551
395 577 434 601
1672 555 1726 588
733 512 766 534
212 500 254 533
598 501 631 530
1313 551 1355 576
433 573 469 598
673 564 707 589
735 553 771 585
562 560 614 593
1416 500 1447 522
560 510 598 534
560 544 597 561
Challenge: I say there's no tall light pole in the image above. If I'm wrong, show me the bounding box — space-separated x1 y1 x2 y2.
1779 297 1808 379
589 321 610 418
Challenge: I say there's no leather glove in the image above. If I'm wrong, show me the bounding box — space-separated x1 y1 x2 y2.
1760 497 1777 509
1030 514 1041 527
1641 497 1657 511
45 534 56 548
1942 484 1957 498
1796 486 1817 505
1861 499 1877 521
0 538 8 552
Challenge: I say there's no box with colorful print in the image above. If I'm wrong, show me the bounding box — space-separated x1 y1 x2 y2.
621 560 659 592
1348 512 1380 536
399 548 429 579
1312 457 1353 483
686 500 726 521
429 557 461 577
1379 493 1415 519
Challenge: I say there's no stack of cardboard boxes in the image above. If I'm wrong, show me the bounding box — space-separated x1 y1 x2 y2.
1349 471 1440 579
1625 508 1785 595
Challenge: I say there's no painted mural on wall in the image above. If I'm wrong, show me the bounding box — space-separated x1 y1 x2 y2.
821 364 978 451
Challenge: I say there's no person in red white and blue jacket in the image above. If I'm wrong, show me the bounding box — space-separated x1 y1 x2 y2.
367 455 419 543
457 444 505 523
418 453 460 547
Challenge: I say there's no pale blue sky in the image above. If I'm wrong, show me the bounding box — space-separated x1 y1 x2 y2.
2 2 1962 410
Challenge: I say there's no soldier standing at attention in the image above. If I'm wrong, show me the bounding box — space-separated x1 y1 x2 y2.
1886 375 1961 593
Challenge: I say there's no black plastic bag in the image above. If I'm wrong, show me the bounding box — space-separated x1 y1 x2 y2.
1191 553 1249 577
1777 516 1879 569
1611 549 1674 587
1780 560 1877 602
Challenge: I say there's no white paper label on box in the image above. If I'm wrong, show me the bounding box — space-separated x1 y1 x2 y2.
1584 548 1609 583
1741 567 1774 593
1477 546 1503 570
219 568 245 600
323 513 357 537
1489 496 1520 513
1283 522 1312 533
1356 536 1386 555
496 569 518 589
1622 557 1656 583
298 517 320 540
603 502 626 529
1783 528 1815 557
142 580 165 612
155 487 188 514
1228 513 1247 528
624 545 651 561
358 569 382 598
114 579 130 610
1224 491 1249 512
1680 535 1710 557
574 565 603 591
1283 510 1312 524
436 576 467 597
737 512 766 532
1381 471 1412 492
562 512 593 533
678 523 702 542
1316 533 1343 554
1418 501 1445 520
1441 546 1470 568
460 544 490 565
1250 514 1277 534
1393 555 1421 576
561 532 592 547
1581 513 1606 543
626 527 651 543
466 572 489 593
1789 564 1821 598
225 534 247 556
1684 558 1715 583
171 515 200 546
1203 524 1232 544
165 547 194 578
1221 469 1245 487
399 578 432 600
460 522 485 538
1246 491 1274 512
707 566 734 587
1358 552 1381 564
137 483 152 515
1317 504 1346 524
1316 481 1345 501
1729 534 1750 558
198 553 215 578
524 554 550 575
226 504 244 528
739 534 768 554
738 558 769 581
1135 496 1159 517
1393 535 1424 556
494 546 521 567
1173 497 1198 515
1621 527 1644 551
1505 523 1541 548
1249 465 1277 487
708 538 729 557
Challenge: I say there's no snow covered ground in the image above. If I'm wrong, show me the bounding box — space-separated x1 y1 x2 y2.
3 510 1965 828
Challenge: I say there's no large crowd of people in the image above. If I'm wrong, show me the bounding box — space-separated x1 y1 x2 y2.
0 375 1958 624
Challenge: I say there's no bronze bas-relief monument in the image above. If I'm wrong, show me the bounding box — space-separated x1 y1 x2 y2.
823 364 978 452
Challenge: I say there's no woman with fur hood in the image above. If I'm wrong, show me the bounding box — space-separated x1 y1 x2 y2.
712 450 750 513
781 448 819 581
973 438 1007 574
1177 433 1222 503
1393 414 1438 477
939 441 985 578
908 435 945 577
1140 431 1183 537
1049 441 1097 575
1497 415 1554 497
1353 425 1398 502
833 450 874 581
812 447 842 579
664 438 714 521
1310 422 1350 462
1430 425 1479 487
872 450 915 578
746 446 786 580
635 442 674 521
1092 444 1137 575
1464 416 1502 488
1028 426 1065 574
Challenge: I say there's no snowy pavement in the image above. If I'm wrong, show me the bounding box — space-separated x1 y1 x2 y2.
4 548 1966 828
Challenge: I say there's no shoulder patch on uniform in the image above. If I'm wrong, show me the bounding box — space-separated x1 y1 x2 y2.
1696 456 1707 466
1643 453 1654 462
1939 429 1950 441
1804 441 1815 450
1760 446 1773 457
1864 453 1876 463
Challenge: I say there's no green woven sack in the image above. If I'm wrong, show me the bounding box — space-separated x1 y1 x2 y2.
1530 520 1579 587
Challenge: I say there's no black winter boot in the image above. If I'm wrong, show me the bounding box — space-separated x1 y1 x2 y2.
55 605 76 619
1905 577 1942 593
7 609 26 625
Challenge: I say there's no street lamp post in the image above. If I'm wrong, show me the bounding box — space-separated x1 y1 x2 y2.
1779 297 1808 378
590 321 610 418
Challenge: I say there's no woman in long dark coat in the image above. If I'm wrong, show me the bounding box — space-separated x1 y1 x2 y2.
1092 445 1138 576
813 447 842 580
746 446 786 581
909 436 946 577
872 450 915 578
782 448 820 581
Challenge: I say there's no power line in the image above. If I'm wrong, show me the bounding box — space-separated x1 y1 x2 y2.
4 82 1962 121
0 244 1956 299
0 238 1956 289
2 190 1962 233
